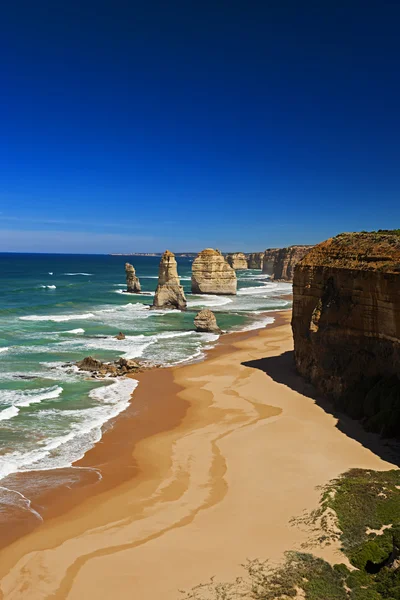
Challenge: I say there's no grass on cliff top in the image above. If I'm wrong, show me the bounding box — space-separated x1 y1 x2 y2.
180 469 400 600
360 230 400 236
296 469 400 568
181 551 400 599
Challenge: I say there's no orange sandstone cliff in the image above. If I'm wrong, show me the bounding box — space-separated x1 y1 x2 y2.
292 231 400 437
273 245 313 280
262 248 280 274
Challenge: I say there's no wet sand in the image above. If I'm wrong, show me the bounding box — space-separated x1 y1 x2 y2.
0 311 396 599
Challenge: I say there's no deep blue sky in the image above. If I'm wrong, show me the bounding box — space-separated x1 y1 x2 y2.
1 1 399 253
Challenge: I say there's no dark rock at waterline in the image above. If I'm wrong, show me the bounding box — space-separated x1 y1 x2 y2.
75 355 142 378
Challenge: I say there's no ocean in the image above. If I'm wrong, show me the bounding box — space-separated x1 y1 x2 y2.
0 253 291 487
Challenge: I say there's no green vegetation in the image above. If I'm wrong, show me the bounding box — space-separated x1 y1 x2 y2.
181 551 400 599
181 470 400 599
359 230 400 236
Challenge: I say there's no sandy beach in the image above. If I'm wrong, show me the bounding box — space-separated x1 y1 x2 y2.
0 310 396 600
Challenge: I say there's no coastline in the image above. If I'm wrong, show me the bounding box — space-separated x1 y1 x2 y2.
0 310 397 599
0 312 285 549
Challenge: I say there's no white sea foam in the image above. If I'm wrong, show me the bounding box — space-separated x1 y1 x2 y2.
17 301 161 325
63 272 93 276
0 406 19 421
39 363 81 382
0 379 138 480
238 316 275 332
187 295 233 308
0 348 9 354
58 330 196 360
237 283 278 295
48 272 53 275
19 313 95 322
64 328 85 334
0 486 43 521
39 285 56 289
0 385 63 422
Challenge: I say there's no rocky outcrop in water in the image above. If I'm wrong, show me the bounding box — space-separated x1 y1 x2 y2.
272 245 313 280
292 231 400 437
191 249 237 295
247 252 264 269
262 248 280 274
194 309 222 334
76 356 142 377
125 263 141 293
152 250 187 310
226 252 248 270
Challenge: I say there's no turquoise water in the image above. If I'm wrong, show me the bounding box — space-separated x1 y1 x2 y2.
0 253 291 483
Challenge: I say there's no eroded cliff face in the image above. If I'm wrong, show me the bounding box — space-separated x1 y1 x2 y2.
192 249 237 295
262 249 279 274
226 252 248 270
125 263 141 293
247 252 264 270
292 231 400 437
152 250 187 310
273 245 312 280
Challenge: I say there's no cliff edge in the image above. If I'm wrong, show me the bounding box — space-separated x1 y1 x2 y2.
273 245 313 280
292 231 400 437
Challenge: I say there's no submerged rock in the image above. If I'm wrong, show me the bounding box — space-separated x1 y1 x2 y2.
125 263 141 293
194 309 222 334
226 252 248 270
152 250 187 310
191 249 237 295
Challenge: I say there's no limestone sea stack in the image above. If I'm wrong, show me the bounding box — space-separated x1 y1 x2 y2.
262 248 280 274
226 252 248 270
191 249 237 295
292 231 400 437
247 252 264 269
194 309 222 334
272 245 313 280
152 250 187 310
125 263 141 293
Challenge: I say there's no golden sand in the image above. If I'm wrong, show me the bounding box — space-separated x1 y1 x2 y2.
0 311 395 599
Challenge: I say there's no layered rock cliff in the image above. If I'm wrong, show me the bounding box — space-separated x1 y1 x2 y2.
292 231 400 437
262 248 280 274
247 252 264 269
152 250 187 310
273 245 313 280
226 252 248 270
191 249 237 295
194 309 222 334
125 263 141 293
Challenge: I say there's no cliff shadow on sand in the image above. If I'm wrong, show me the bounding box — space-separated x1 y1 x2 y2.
242 351 400 467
